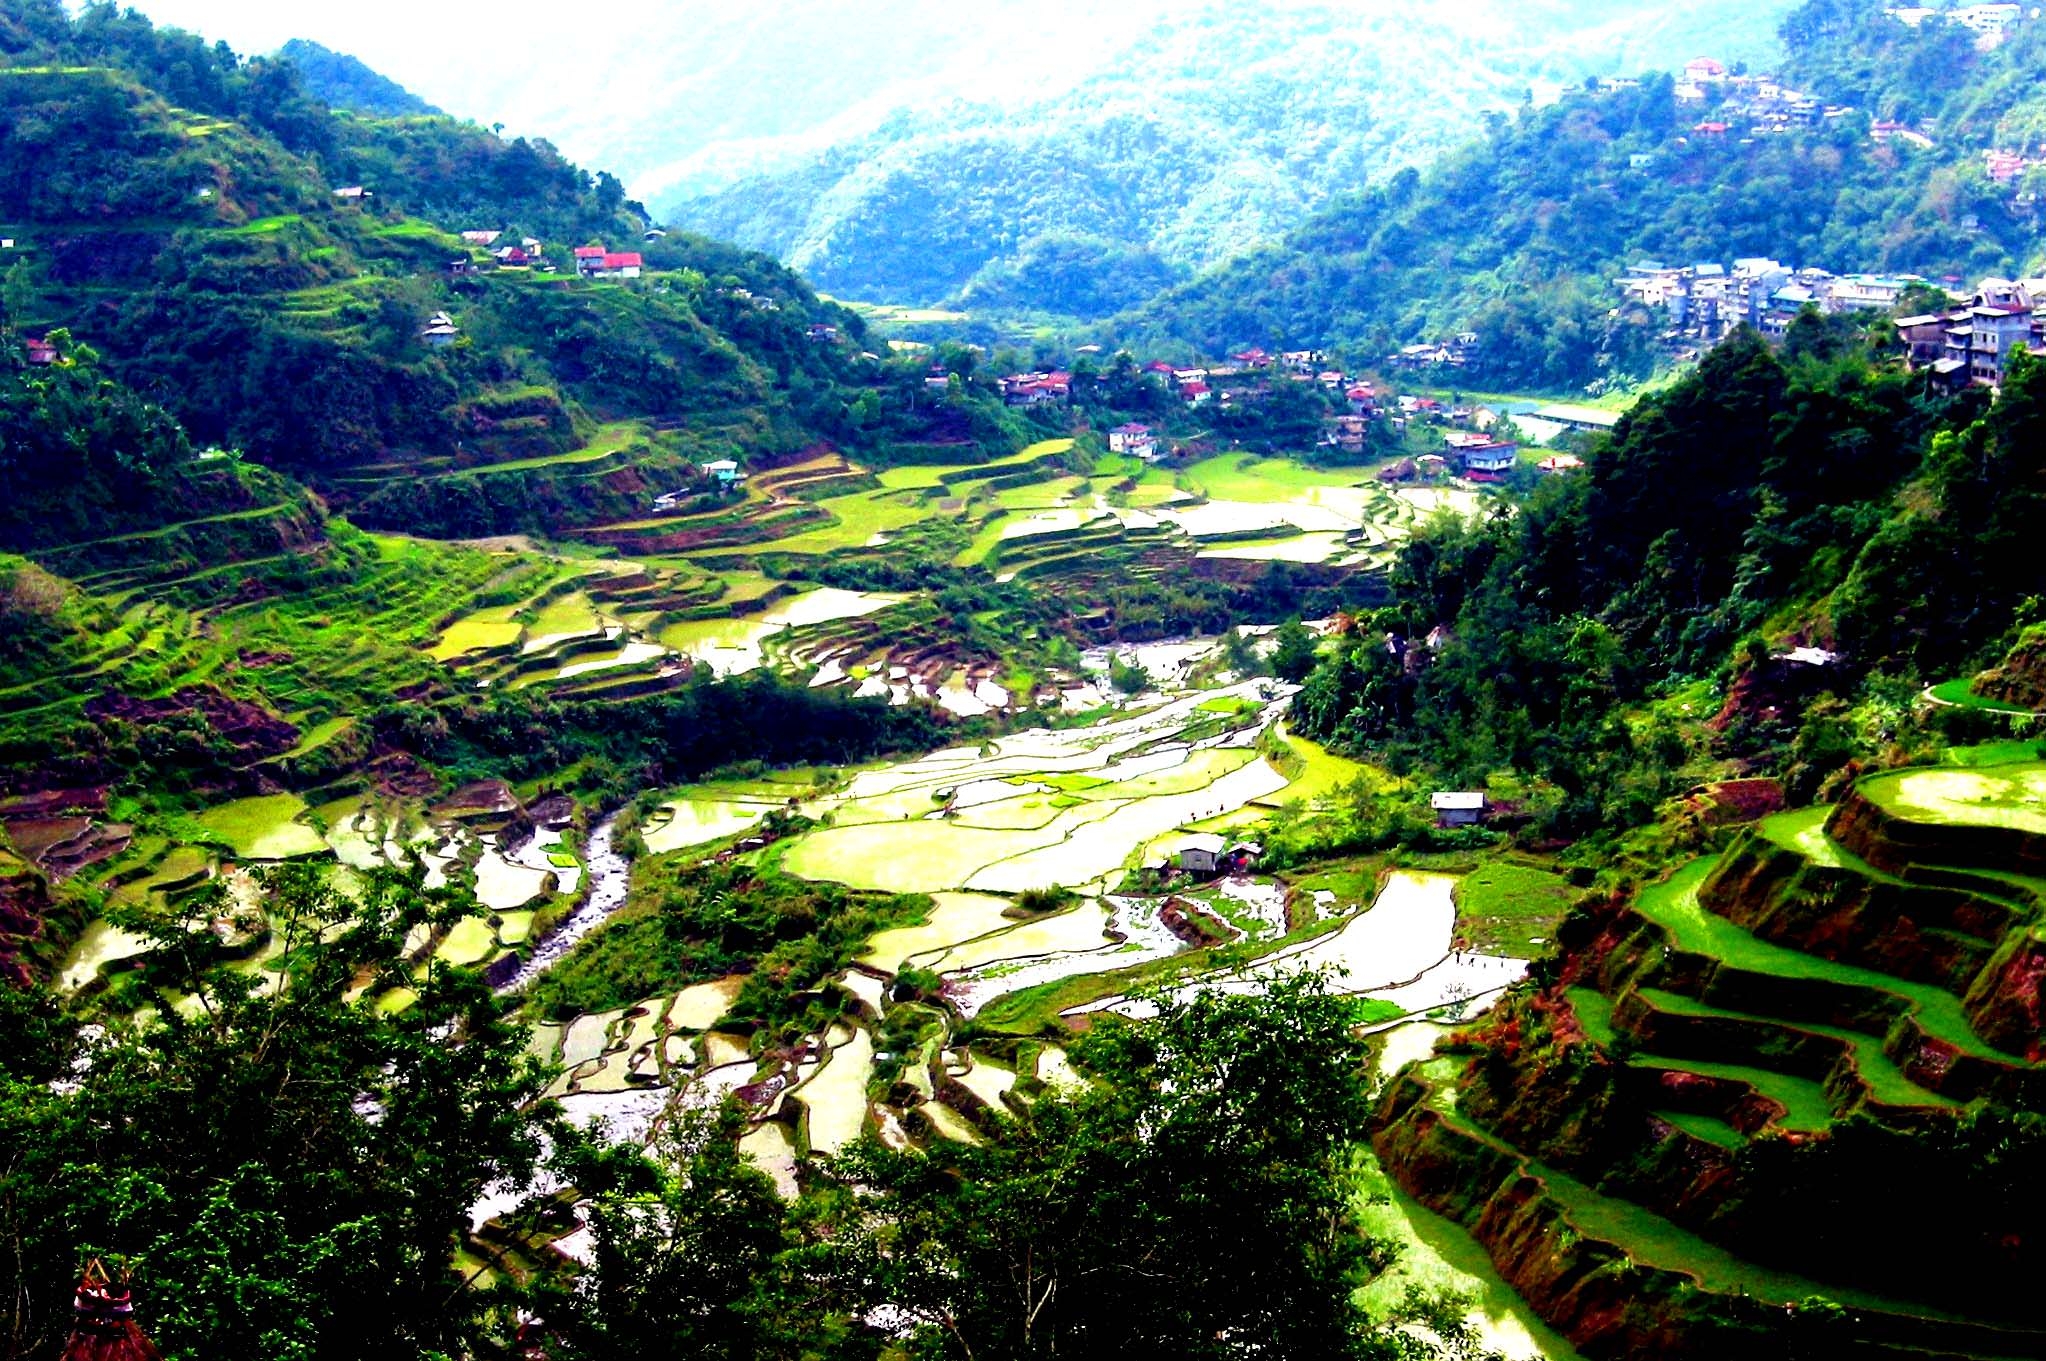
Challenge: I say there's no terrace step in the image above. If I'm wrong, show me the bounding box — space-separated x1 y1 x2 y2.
1618 987 1959 1114
1374 1073 2046 1359
1622 862 2040 1095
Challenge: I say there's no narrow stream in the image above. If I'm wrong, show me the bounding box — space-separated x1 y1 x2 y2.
493 813 630 994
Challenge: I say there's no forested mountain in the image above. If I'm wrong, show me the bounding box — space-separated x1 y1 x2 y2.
0 0 888 495
15 4 2046 1360
1124 0 2046 389
663 0 1796 313
277 38 436 116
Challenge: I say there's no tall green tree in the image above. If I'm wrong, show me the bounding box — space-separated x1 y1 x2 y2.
0 863 549 1361
1271 617 1321 683
812 975 1468 1361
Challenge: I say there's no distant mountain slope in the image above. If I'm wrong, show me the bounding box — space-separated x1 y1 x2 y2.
1119 0 2046 389
278 38 437 116
664 0 1797 313
0 0 883 508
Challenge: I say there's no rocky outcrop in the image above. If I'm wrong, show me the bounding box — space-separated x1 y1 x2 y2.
1972 625 2046 711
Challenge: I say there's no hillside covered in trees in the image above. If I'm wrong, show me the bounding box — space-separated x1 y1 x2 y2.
1120 0 2046 389
277 38 438 116
11 4 2046 1360
668 0 1796 316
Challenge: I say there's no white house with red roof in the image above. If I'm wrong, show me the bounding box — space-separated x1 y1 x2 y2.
1684 57 1726 84
1108 422 1158 460
575 246 643 280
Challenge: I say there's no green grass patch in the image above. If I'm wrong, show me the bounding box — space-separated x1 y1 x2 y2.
282 715 353 758
458 421 644 475
1178 453 1376 503
197 794 327 860
1349 1153 1588 1359
1944 739 2046 768
1653 1109 1747 1150
1565 987 1618 1046
1451 860 1576 955
1859 762 2046 837
1628 1056 1835 1131
1522 1153 1970 1316
1636 988 1959 1110
1928 678 2032 714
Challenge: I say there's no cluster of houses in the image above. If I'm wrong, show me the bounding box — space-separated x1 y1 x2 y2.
1676 59 1849 138
1619 259 1929 356
1886 3 2027 38
1985 149 2041 186
720 286 781 312
443 232 656 280
1390 334 1481 370
1622 259 2046 387
1896 276 2046 386
457 229 548 272
1000 370 1073 405
650 459 744 513
1136 348 1356 410
992 347 1374 418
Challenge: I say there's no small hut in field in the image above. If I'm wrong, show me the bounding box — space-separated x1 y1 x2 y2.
61 1260 162 1361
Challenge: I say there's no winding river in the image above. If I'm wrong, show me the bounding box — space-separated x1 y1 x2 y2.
494 813 630 994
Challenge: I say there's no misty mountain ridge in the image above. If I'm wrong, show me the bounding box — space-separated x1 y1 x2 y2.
655 0 1798 311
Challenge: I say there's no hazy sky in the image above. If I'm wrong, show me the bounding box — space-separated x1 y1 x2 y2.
105 0 1791 209
108 1 1165 199
112 1 567 124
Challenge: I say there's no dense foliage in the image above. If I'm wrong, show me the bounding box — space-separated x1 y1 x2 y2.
0 0 873 484
669 0 1793 316
1123 0 2046 387
527 855 928 1032
0 865 549 1360
1289 327 2014 835
0 338 204 551
540 975 1475 1360
278 39 438 117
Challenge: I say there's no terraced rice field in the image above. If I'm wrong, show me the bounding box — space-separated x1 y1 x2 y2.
58 920 157 992
776 680 1288 894
656 588 906 677
795 1026 874 1154
640 798 774 854
1351 1158 1585 1361
430 612 524 661
860 893 1019 972
1634 862 2013 1061
1078 871 1525 1021
198 794 328 860
1861 761 2046 835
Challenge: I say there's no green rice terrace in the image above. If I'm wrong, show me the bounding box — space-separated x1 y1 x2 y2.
7 583 1585 1353
1370 751 2046 1359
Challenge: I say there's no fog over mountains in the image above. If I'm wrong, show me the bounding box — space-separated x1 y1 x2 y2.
131 0 1796 307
